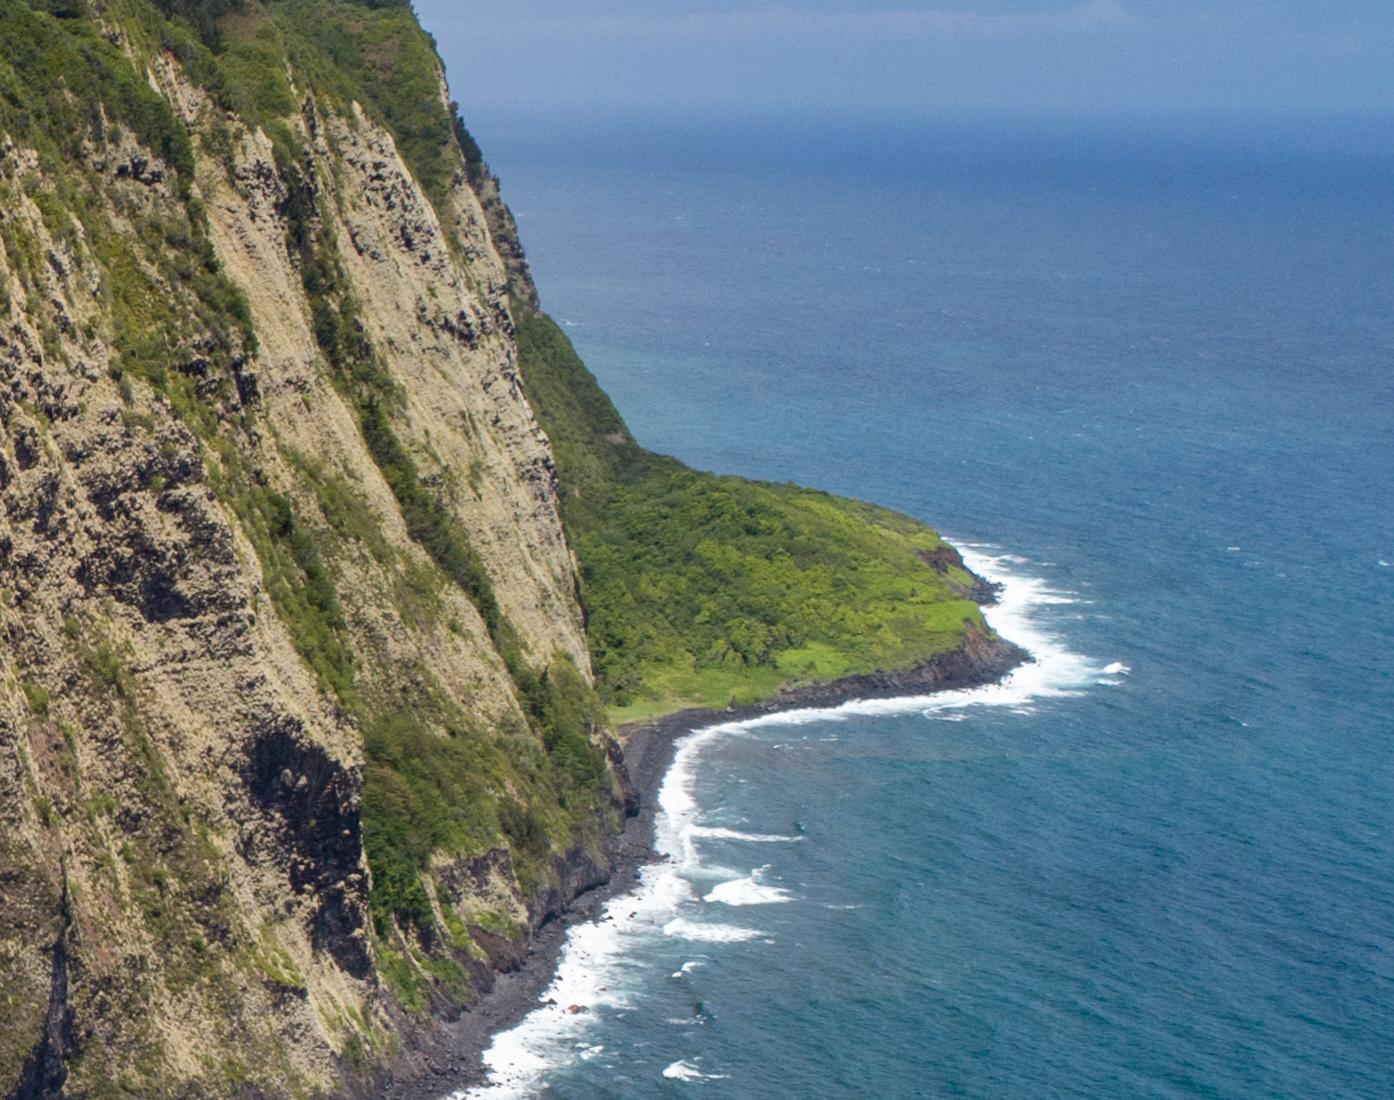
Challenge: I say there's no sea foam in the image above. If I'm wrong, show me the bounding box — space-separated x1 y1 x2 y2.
453 546 1120 1099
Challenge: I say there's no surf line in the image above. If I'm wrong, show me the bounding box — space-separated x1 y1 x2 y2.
451 546 1122 1099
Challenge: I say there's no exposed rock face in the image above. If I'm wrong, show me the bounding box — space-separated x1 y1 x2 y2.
470 170 539 310
919 543 1003 604
0 9 622 1097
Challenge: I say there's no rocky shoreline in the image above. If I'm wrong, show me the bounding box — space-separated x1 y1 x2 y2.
380 627 1028 1100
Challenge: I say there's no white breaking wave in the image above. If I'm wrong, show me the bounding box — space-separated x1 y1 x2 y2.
687 825 802 843
450 866 696 1100
663 917 765 942
454 543 1121 1099
703 868 793 907
662 1060 727 1081
1097 661 1132 686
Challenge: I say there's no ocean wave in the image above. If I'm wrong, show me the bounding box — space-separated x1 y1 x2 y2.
457 541 1117 1098
687 825 802 843
662 1060 728 1081
703 868 793 907
663 917 765 942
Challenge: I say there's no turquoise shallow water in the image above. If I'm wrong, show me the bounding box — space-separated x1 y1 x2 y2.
454 113 1394 1099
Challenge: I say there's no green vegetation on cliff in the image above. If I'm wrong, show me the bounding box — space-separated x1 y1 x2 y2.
274 160 614 932
516 312 988 722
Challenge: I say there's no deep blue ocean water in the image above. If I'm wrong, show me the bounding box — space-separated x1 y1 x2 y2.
455 112 1394 1099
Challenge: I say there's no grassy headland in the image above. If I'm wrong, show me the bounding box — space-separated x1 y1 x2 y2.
516 310 993 723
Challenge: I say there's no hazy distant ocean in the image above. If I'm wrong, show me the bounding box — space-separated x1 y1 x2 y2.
449 112 1394 1098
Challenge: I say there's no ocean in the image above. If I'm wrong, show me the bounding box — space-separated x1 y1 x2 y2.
450 111 1394 1098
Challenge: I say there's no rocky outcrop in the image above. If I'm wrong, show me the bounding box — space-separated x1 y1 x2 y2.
470 170 539 310
919 543 1002 604
243 721 371 979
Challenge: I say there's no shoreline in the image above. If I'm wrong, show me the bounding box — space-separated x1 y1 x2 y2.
384 627 1028 1099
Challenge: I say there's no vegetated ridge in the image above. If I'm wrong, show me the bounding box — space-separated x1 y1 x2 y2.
0 1 1017 1096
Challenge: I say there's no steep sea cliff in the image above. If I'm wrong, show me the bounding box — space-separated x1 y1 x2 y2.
0 3 1014 1096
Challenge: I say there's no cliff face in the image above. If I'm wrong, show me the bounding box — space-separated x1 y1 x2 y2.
0 2 623 1096
0 2 1021 1095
